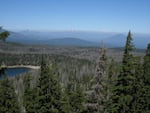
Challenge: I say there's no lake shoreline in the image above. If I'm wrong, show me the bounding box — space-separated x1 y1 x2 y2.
1 65 40 70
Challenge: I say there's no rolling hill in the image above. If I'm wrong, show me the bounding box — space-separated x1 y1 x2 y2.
3 30 150 48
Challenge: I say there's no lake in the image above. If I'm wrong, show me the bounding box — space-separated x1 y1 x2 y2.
0 67 31 77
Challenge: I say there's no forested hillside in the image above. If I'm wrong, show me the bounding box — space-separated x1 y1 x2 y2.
0 31 149 113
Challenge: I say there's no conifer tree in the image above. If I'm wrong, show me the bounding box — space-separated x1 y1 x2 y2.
110 31 136 113
143 43 150 112
23 74 37 113
131 57 145 113
61 77 74 113
62 75 86 113
107 59 117 93
88 46 109 113
70 83 86 113
61 89 72 113
107 59 116 112
37 56 62 113
0 76 20 113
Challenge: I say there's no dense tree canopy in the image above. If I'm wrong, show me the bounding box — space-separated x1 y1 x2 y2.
23 74 37 113
143 43 150 112
110 31 136 113
0 77 20 113
37 56 62 113
0 30 149 113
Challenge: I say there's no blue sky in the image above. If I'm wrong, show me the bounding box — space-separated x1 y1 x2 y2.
0 0 150 33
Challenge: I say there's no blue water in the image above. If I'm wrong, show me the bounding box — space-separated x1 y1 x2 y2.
0 68 31 77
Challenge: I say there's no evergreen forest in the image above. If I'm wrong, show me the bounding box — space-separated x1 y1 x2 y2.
0 30 150 113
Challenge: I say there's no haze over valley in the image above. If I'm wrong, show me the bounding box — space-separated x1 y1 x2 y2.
4 29 150 48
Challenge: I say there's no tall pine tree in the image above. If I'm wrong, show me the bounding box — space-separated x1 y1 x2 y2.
37 56 62 113
88 46 109 113
110 31 136 113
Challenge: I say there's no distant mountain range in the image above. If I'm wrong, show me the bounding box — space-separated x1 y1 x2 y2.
1 29 150 48
5 32 99 47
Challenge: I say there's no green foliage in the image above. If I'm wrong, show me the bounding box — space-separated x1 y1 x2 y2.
131 57 145 113
1 29 149 113
0 27 10 42
0 76 20 113
23 74 37 113
124 31 135 54
0 67 6 76
144 43 150 82
37 56 62 113
62 79 86 113
143 43 150 112
110 31 136 113
71 83 86 113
